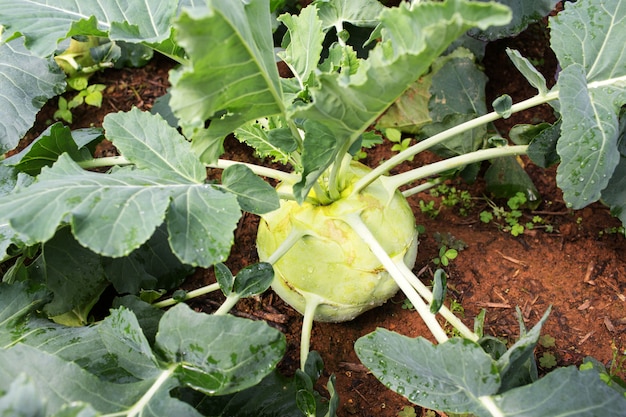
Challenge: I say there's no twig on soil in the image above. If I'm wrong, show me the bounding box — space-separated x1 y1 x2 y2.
579 331 594 345
577 299 592 310
583 261 596 285
339 362 369 373
495 250 528 267
477 302 512 308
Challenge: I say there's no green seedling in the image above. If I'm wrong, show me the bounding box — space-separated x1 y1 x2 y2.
480 192 553 236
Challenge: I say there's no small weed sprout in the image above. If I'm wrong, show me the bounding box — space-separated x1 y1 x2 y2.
480 192 553 236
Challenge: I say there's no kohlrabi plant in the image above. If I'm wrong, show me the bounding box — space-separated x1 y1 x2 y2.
1 0 625 415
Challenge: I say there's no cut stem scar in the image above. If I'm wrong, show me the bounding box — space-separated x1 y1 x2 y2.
343 213 448 343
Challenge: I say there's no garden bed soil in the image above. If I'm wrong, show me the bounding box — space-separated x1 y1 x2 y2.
19 16 626 417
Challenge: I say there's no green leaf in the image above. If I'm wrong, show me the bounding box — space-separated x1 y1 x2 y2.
170 0 284 163
490 366 626 416
235 122 297 164
0 344 148 414
215 263 235 296
493 94 513 118
165 185 241 267
278 5 324 88
156 304 286 396
103 107 205 183
506 48 548 95
232 262 274 298
315 0 384 30
526 120 562 168
0 0 178 57
1 287 286 415
0 374 46 417
9 123 100 177
430 269 447 314
376 79 432 134
0 38 66 154
468 0 560 41
103 224 193 295
0 155 170 256
355 330 500 414
485 156 540 206
293 120 339 202
96 307 160 380
555 64 625 208
0 110 242 266
220 164 280 215
0 281 51 348
293 0 511 189
27 227 108 319
495 308 550 392
551 0 626 209
419 49 489 157
602 154 626 226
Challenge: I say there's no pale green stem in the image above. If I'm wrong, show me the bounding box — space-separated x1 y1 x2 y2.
394 261 477 341
152 282 221 308
343 213 448 343
77 155 131 169
327 145 355 201
103 364 177 417
76 155 298 185
214 294 240 315
401 177 445 198
335 21 347 47
478 396 504 417
381 145 528 192
300 294 323 370
288 118 304 152
209 159 299 184
351 92 558 195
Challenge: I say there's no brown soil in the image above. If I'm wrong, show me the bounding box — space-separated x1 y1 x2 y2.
16 14 626 417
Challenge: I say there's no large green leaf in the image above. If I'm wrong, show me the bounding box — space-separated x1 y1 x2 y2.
468 0 560 41
0 110 242 267
220 164 280 215
292 0 511 199
602 113 626 223
7 124 103 176
103 224 193 295
278 5 325 89
0 0 178 57
0 285 285 415
490 366 626 416
0 38 66 154
156 304 286 396
356 331 501 414
170 0 284 163
315 0 384 30
0 282 51 348
0 345 153 414
551 0 626 209
28 227 109 318
0 374 46 417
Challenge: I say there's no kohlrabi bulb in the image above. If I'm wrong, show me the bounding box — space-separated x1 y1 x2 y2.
256 161 418 322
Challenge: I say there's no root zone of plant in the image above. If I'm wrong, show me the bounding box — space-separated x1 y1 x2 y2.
20 20 626 417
